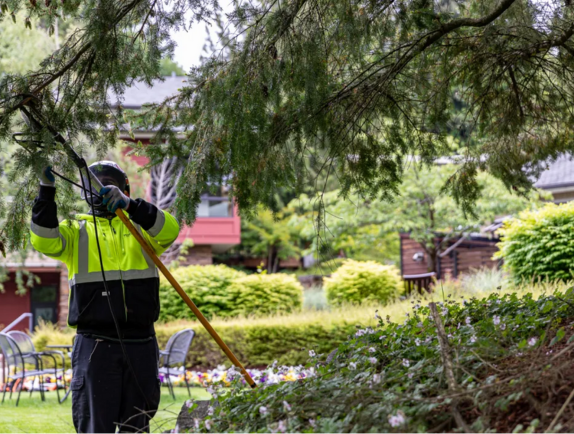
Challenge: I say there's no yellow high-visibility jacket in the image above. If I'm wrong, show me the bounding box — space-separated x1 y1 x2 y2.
30 186 179 339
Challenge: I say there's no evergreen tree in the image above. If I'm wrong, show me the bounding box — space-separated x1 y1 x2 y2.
0 0 573 251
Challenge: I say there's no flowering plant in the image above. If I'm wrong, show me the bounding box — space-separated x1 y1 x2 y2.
185 288 574 432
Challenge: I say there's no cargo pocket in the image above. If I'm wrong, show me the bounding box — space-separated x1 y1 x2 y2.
70 375 84 391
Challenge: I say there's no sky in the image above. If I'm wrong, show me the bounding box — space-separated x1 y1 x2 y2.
172 22 210 71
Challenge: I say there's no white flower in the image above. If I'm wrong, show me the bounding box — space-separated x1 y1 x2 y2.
283 401 291 411
368 328 376 335
388 411 406 427
415 338 421 346
441 308 448 316
260 406 268 416
447 333 453 339
470 335 477 343
373 373 381 384
465 317 471 325
379 335 386 340
402 359 410 367
369 357 378 364
205 419 212 431
309 350 316 357
309 419 316 428
278 420 287 433
528 337 538 347
493 316 501 325
355 329 366 337
208 406 214 416
408 372 414 379
193 419 200 430
185 400 194 408
368 347 376 353
417 322 423 328
349 362 357 370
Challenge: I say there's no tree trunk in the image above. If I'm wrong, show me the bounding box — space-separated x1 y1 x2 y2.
426 248 438 274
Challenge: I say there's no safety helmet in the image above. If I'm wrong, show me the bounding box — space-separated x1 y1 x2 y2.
81 160 130 209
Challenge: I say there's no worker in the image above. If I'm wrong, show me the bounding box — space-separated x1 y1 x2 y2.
29 161 180 433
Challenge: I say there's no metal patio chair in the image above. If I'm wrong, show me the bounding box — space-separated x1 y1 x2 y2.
0 332 51 406
159 329 195 399
7 330 67 403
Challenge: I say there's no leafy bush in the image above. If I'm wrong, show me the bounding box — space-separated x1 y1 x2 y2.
496 202 574 282
195 288 574 433
158 265 246 321
324 259 402 306
228 273 304 317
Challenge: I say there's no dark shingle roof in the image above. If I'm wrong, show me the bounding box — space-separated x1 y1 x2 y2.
534 154 574 189
108 76 187 109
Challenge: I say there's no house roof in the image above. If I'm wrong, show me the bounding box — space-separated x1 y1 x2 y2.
108 75 187 109
534 154 574 190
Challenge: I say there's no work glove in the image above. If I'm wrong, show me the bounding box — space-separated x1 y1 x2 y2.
100 185 130 213
39 166 55 187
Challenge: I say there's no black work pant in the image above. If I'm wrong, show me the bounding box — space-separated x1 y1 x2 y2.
71 334 161 433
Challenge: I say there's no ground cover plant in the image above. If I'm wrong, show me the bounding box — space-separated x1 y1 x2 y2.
185 287 574 433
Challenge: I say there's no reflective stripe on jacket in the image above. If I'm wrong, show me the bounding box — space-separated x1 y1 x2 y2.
30 186 180 338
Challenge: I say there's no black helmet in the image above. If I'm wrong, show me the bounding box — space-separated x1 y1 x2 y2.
81 160 130 213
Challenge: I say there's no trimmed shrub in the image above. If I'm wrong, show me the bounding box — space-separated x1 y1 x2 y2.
154 311 373 368
324 259 402 306
158 265 246 321
228 273 304 317
496 202 574 282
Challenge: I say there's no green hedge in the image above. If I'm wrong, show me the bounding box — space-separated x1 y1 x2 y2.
159 265 246 321
324 259 402 306
159 265 304 320
496 202 574 282
228 273 303 317
155 316 369 368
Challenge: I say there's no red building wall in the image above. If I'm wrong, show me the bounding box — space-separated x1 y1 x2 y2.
0 271 61 332
0 274 30 331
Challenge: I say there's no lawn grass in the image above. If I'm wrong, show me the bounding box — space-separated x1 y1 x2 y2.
0 386 210 433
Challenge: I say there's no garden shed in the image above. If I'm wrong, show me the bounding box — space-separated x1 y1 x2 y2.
400 233 500 281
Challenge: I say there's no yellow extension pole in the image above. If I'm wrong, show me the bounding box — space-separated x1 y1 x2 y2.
114 208 257 388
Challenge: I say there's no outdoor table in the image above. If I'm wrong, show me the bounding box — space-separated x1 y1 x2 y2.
45 345 73 403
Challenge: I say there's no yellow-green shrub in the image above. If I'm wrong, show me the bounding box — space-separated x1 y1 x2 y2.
159 265 303 320
228 273 304 317
324 259 402 306
159 265 246 321
496 202 574 282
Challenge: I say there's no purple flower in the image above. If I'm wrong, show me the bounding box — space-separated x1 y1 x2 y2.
388 411 406 427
